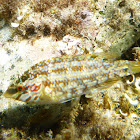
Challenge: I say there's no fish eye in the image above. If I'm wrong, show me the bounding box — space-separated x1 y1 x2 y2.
17 86 24 91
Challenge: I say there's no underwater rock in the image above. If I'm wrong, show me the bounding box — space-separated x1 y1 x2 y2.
0 0 140 139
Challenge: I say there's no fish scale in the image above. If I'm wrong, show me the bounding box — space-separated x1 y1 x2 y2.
3 54 140 104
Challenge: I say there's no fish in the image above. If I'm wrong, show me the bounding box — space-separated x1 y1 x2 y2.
3 53 140 104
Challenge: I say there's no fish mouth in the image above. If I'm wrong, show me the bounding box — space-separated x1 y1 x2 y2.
3 87 18 98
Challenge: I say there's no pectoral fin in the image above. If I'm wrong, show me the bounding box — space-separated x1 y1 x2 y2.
85 78 120 98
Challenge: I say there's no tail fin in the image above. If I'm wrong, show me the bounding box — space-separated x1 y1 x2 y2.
128 61 140 74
